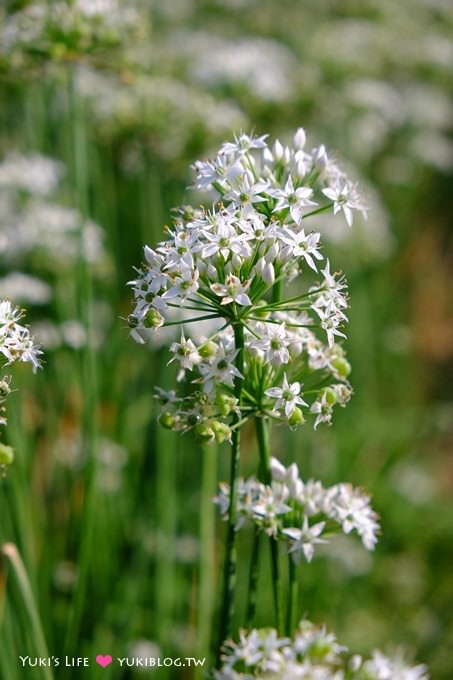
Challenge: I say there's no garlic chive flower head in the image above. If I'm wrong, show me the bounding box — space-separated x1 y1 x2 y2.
216 619 429 679
214 456 380 559
128 128 365 436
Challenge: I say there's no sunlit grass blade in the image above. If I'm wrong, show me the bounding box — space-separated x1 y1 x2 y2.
1 543 53 680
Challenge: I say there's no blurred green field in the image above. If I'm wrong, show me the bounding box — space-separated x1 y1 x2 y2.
0 1 452 678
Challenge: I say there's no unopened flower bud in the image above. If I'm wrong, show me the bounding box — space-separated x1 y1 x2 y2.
262 262 275 285
195 421 215 444
273 139 284 161
331 356 351 378
158 412 177 430
0 443 14 466
143 309 164 329
323 387 338 405
211 421 232 444
278 245 293 264
216 393 238 416
255 258 265 275
288 407 305 428
265 243 279 263
207 264 217 280
289 340 303 357
231 254 242 271
198 341 217 358
295 157 308 179
197 260 207 275
258 240 270 257
293 127 306 149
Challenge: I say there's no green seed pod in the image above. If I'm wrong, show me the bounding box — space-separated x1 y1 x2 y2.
158 412 176 430
331 356 351 378
0 443 14 466
323 387 338 405
288 407 305 428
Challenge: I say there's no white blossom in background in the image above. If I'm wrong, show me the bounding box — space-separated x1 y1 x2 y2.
0 273 52 306
0 152 63 196
216 619 429 679
0 152 108 271
0 0 148 64
177 33 299 102
213 456 380 561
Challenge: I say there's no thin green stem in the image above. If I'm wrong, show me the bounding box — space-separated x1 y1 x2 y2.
216 323 244 664
254 418 284 634
163 314 220 327
197 445 217 676
245 530 261 628
286 556 298 635
255 417 271 485
272 280 282 304
166 302 216 313
303 203 332 219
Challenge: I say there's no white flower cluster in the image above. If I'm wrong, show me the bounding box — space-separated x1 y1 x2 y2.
0 152 106 271
1 0 147 66
214 457 379 561
216 619 429 679
0 300 42 467
0 152 63 196
0 300 42 373
129 130 365 433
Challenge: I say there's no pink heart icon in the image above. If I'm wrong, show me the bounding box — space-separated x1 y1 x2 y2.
96 655 113 668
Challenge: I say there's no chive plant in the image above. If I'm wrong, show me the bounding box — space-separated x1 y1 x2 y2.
125 129 430 677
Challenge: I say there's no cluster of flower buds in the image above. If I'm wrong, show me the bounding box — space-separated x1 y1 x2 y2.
214 457 379 562
216 619 429 679
129 129 365 435
0 300 42 468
